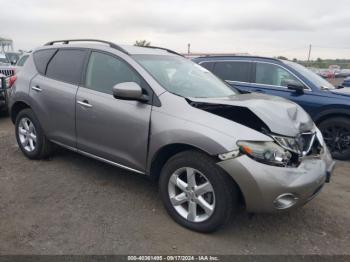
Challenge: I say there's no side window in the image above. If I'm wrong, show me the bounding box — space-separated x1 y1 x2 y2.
17 55 29 66
33 49 57 75
46 49 86 85
255 63 302 87
85 52 142 95
213 61 251 82
199 62 214 72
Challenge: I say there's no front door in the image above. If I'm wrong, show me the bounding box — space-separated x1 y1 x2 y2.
250 62 316 112
76 51 152 172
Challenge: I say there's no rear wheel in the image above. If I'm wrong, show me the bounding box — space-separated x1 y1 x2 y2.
159 150 238 233
319 117 350 160
15 109 53 159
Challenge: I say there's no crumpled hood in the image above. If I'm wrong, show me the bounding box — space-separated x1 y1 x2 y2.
189 93 314 137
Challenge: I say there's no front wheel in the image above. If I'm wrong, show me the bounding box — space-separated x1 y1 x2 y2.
319 117 350 160
159 150 238 233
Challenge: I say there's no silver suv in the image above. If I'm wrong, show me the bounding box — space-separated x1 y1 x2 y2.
9 39 335 232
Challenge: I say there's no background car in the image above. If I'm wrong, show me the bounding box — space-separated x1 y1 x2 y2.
337 69 350 78
193 55 350 160
0 53 15 77
5 52 21 65
343 76 350 87
14 53 30 73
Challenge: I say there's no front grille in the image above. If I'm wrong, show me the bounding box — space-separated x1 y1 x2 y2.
0 69 14 77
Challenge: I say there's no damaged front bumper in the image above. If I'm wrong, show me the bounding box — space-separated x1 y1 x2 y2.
217 146 335 213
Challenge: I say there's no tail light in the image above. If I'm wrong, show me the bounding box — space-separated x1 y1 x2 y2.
8 75 17 88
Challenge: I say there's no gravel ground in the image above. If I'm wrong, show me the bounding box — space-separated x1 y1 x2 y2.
0 115 349 255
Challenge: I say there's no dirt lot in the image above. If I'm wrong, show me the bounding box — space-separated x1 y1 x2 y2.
0 115 350 255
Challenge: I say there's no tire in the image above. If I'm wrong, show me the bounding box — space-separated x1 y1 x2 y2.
15 108 53 159
159 150 238 233
319 117 350 160
0 91 9 116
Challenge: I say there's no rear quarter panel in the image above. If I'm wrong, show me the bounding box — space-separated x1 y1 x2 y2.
9 55 38 112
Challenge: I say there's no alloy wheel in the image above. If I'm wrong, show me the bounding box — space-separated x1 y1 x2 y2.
323 125 350 154
168 167 215 223
18 117 37 152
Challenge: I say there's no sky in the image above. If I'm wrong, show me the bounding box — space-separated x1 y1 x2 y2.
1 0 349 59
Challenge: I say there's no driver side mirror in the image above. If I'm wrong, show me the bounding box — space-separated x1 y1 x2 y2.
285 79 305 93
112 82 149 102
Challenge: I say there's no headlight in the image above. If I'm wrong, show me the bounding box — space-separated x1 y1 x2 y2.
271 135 301 154
237 141 292 166
271 132 316 156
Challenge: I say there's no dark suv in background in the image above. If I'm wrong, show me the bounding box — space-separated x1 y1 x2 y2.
193 56 350 160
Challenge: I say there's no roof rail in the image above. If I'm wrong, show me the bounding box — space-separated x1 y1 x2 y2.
144 46 183 57
44 39 129 55
198 54 280 61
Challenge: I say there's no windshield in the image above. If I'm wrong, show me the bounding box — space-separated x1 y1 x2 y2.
6 53 20 63
133 55 236 98
0 54 9 64
283 60 335 90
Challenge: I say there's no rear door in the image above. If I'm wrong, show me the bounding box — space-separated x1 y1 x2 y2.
76 51 152 172
30 48 88 147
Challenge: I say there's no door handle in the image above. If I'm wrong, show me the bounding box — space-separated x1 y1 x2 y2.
31 86 42 92
77 100 93 108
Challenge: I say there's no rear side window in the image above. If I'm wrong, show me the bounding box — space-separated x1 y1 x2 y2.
199 62 214 71
46 49 86 85
213 61 251 82
33 49 57 75
85 51 142 95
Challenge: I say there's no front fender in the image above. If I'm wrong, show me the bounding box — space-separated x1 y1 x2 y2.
148 110 236 159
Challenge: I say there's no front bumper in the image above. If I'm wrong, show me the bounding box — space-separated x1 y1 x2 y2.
217 147 335 213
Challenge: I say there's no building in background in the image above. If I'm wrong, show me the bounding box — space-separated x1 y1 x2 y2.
0 37 13 53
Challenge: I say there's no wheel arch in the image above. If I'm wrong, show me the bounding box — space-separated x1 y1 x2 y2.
313 107 350 125
10 101 31 124
148 143 246 207
148 143 209 180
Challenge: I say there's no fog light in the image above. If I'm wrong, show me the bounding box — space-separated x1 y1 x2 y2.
273 193 298 210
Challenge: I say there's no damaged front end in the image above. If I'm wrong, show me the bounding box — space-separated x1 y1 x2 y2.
234 131 324 167
187 94 324 167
